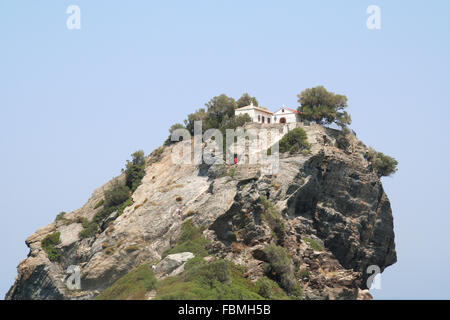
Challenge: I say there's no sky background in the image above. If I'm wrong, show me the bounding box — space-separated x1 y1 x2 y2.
1 0 449 299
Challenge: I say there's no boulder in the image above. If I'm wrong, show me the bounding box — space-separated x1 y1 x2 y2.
155 252 194 275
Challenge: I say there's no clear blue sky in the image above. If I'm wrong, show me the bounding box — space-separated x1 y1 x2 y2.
1 0 449 299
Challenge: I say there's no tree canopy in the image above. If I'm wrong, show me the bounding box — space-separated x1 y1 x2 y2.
278 128 311 154
297 86 351 128
124 150 146 191
203 94 237 130
365 147 398 177
182 94 255 135
236 93 259 108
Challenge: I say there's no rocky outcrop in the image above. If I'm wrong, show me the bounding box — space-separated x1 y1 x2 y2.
154 252 195 277
6 123 396 300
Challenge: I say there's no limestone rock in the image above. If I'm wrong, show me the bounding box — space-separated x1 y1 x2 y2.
6 123 396 300
155 252 195 276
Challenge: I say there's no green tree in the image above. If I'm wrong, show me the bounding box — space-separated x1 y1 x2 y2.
183 95 238 135
164 123 185 146
204 94 237 130
104 182 130 208
365 147 398 177
263 244 302 297
278 128 311 154
41 232 62 261
184 108 206 135
236 93 259 108
124 150 146 191
169 123 184 134
297 86 351 128
221 113 252 130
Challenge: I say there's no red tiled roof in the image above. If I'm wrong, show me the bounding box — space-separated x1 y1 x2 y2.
285 108 299 114
277 107 302 114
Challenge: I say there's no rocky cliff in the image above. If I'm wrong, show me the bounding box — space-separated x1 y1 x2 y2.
6 123 396 300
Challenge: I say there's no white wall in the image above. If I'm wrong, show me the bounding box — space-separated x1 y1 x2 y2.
273 110 299 123
235 108 273 124
235 108 255 121
254 109 272 124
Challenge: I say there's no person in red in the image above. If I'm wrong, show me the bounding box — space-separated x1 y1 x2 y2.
234 157 237 165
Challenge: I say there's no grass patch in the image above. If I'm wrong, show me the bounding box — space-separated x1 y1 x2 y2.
79 218 98 239
163 219 210 258
95 263 157 300
94 199 104 209
117 198 133 215
155 259 263 300
41 232 61 262
303 237 324 251
220 166 237 178
263 244 302 298
255 276 288 300
54 211 66 222
298 269 311 279
260 196 285 242
97 257 292 300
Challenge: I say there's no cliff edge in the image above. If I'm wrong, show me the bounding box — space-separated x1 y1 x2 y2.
6 123 396 300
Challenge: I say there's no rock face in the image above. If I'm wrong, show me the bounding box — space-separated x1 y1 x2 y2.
6 123 396 300
154 252 195 276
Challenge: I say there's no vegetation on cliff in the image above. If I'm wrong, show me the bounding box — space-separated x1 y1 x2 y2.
8 89 399 301
165 93 255 145
278 128 311 154
124 150 146 192
95 263 157 300
41 232 61 262
297 86 351 128
260 196 285 242
155 259 265 300
97 255 289 300
79 151 146 239
365 147 398 177
263 244 302 298
237 93 259 108
303 237 324 251
163 220 210 258
96 217 297 300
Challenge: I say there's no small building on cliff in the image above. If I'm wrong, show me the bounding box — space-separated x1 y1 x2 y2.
234 102 274 124
272 107 302 124
235 103 302 124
